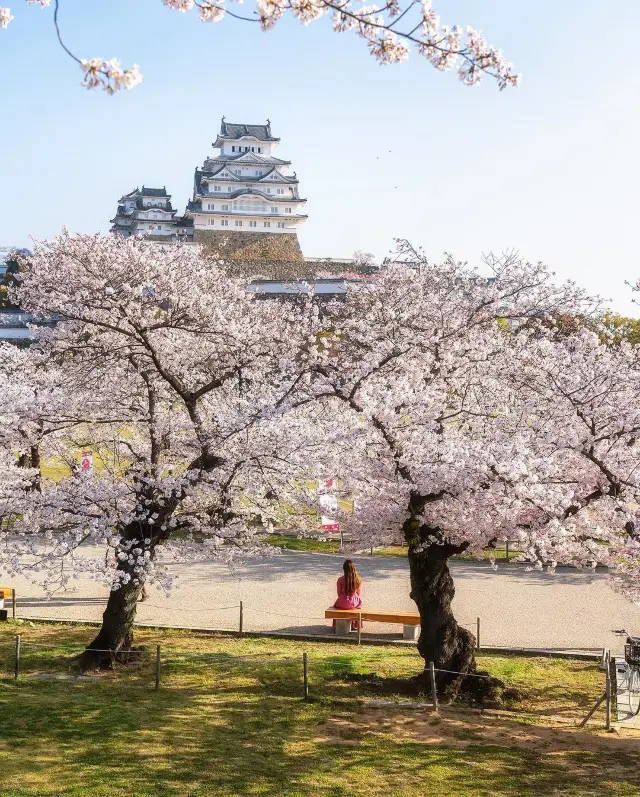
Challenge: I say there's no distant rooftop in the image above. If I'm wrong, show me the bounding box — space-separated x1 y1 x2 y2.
140 187 169 197
216 117 279 143
121 186 170 200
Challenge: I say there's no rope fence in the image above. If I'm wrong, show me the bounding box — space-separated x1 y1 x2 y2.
4 588 489 650
0 634 611 728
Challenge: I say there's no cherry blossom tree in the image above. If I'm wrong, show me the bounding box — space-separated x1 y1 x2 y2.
294 246 640 694
0 231 330 666
0 0 519 93
4 231 639 691
508 326 640 605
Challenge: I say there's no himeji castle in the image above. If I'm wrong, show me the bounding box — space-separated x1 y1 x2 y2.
110 119 309 260
187 119 307 235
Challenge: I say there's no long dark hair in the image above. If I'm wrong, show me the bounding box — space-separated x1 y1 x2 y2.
343 559 361 595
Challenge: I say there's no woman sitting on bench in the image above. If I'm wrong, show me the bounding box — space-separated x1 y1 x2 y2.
334 559 363 630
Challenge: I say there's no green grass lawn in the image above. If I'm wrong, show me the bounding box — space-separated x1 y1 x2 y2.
265 536 523 562
0 621 637 797
264 535 343 553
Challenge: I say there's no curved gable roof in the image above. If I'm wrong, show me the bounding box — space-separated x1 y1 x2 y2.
218 119 279 142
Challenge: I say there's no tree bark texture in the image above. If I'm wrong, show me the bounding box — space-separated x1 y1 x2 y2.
403 492 481 700
80 523 153 669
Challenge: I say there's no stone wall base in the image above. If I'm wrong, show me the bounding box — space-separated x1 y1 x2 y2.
194 230 304 262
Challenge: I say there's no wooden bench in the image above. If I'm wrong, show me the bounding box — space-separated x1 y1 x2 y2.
325 608 421 640
0 588 16 620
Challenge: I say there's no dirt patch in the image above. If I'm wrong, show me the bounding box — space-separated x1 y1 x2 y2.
316 706 640 759
343 671 512 708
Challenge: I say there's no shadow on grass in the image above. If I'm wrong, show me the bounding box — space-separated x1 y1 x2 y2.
0 675 639 797
0 627 634 797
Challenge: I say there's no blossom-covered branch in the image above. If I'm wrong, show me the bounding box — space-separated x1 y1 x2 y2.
0 0 519 92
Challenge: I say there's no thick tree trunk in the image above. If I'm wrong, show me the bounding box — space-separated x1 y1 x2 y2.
80 573 143 669
408 538 476 697
80 523 155 670
404 492 501 702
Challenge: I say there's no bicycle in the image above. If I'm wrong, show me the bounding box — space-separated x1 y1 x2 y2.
624 635 640 716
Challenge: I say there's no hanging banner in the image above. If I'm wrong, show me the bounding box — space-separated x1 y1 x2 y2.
81 451 94 473
319 482 339 531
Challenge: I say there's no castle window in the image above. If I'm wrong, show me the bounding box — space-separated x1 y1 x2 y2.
221 219 229 226
277 222 285 228
270 206 278 213
249 220 257 227
264 221 271 228
285 208 292 213
258 147 262 153
277 188 284 194
221 204 229 211
209 219 215 225
214 186 221 192
232 146 236 152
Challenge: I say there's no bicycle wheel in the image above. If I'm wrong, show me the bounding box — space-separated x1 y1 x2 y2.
629 666 640 716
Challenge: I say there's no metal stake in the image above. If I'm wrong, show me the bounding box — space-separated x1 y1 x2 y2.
303 652 309 700
605 658 611 730
429 661 438 712
607 658 617 730
155 644 161 691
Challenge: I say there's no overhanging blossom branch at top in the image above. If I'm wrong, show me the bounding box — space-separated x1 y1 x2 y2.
0 0 520 93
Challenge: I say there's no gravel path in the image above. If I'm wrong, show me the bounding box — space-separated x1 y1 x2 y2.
4 550 640 654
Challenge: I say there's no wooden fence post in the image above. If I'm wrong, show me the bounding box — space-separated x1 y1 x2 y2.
607 657 617 730
155 644 161 691
239 601 243 637
605 658 611 730
11 590 16 620
476 617 480 651
303 652 309 701
429 661 438 713
14 634 20 680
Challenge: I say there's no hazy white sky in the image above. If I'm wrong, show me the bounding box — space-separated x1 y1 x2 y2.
1 0 638 312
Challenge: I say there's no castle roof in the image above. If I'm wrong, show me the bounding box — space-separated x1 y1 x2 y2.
119 186 172 202
190 187 306 203
140 187 169 196
199 165 298 185
205 152 291 166
194 171 299 196
114 199 175 214
215 118 279 143
186 200 307 219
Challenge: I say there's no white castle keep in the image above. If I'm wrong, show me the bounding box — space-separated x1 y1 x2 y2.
110 118 307 244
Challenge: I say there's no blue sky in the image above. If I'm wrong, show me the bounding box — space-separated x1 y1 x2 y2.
1 0 639 312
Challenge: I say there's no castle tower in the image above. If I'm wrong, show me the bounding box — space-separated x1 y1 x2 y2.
110 187 193 242
187 119 307 261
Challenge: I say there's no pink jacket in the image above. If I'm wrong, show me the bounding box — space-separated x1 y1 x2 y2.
334 575 363 610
